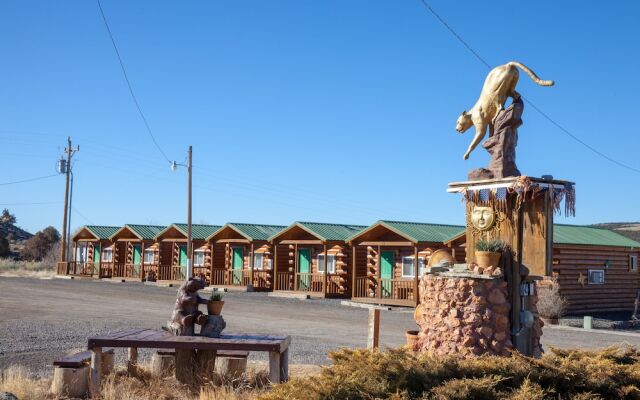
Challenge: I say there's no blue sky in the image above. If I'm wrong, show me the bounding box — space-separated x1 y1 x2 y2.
1 1 639 234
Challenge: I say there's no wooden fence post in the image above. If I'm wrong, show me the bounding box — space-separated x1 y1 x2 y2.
367 308 380 350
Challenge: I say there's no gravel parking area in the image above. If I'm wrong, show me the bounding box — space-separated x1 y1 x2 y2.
2 276 640 377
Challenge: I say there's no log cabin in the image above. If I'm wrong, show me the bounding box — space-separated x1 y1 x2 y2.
551 224 640 313
348 220 467 307
153 223 221 283
64 225 120 277
269 222 367 298
206 223 287 290
107 224 166 280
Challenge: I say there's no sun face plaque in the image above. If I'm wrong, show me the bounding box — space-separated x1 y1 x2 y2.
470 205 496 231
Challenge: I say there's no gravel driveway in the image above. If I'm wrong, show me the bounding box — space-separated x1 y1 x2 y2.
2 277 640 377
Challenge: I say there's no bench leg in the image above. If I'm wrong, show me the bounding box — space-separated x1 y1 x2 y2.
269 351 281 383
175 349 196 384
128 347 138 374
89 347 102 398
280 349 289 382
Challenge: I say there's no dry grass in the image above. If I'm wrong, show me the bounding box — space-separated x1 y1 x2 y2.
263 346 640 400
0 365 50 400
0 258 56 278
537 275 568 319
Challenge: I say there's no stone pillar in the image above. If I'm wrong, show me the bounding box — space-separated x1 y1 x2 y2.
416 273 512 357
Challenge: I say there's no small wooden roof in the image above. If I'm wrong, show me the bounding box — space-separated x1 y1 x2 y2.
73 225 120 241
348 221 465 245
155 223 221 241
207 223 287 242
269 222 366 244
110 224 166 241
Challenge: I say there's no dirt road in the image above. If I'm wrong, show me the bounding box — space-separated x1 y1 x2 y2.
1 277 639 376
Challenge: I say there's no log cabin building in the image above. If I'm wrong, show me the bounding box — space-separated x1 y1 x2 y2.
64 225 120 277
348 221 467 307
269 222 367 298
206 223 287 290
153 224 221 283
107 224 166 280
551 224 640 313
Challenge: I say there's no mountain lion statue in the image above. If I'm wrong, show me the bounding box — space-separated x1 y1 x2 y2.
455 61 554 161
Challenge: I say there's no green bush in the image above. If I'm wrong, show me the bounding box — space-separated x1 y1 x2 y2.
262 347 640 400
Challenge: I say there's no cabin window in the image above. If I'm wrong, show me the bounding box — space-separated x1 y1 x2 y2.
144 249 155 264
193 250 205 266
253 253 264 270
402 256 425 278
588 269 605 285
102 249 113 262
630 255 638 272
317 254 335 273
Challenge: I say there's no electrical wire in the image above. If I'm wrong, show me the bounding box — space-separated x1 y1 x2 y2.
417 0 640 175
95 0 172 164
0 174 58 186
0 201 60 206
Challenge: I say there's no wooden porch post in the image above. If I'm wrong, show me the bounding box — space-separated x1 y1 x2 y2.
351 244 357 298
294 243 299 291
210 242 215 285
73 241 78 274
377 245 381 299
250 242 255 286
140 241 145 282
414 244 419 306
323 243 328 297
273 242 278 290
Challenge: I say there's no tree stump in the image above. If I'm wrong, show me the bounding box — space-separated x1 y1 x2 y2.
151 351 176 377
51 366 88 398
175 349 196 384
196 350 217 377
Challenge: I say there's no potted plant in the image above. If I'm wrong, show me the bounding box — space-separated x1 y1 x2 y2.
208 292 225 316
475 239 505 269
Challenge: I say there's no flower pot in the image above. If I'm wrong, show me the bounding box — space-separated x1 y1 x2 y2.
405 330 419 351
207 300 224 316
475 251 501 269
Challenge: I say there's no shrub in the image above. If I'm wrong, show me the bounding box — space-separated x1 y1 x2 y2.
475 239 505 252
21 226 60 261
210 292 224 301
262 347 640 400
537 275 568 319
0 234 9 257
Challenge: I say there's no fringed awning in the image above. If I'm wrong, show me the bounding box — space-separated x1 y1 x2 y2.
450 176 576 217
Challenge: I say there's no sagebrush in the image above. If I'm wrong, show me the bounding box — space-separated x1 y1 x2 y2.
262 346 640 400
537 275 568 319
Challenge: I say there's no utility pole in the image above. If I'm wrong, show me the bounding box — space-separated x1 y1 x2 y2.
187 145 192 280
59 137 79 263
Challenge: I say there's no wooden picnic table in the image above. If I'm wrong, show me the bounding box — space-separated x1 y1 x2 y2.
86 328 291 397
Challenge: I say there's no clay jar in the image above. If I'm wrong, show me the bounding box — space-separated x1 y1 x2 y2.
475 251 501 269
207 300 225 316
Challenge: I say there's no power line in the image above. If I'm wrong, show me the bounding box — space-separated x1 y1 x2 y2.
417 0 640 175
0 201 60 206
95 0 172 164
0 174 58 186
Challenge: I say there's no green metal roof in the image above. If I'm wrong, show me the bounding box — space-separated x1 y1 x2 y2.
554 224 640 248
349 220 466 243
270 222 367 242
84 225 121 240
172 223 222 240
210 223 287 241
111 224 166 240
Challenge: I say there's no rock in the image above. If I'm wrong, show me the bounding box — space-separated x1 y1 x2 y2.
0 393 18 400
495 314 509 331
462 335 477 347
200 315 226 338
491 267 503 277
478 326 493 339
488 289 507 305
494 331 506 341
473 266 484 275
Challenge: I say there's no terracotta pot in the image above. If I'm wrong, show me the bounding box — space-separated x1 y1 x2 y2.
207 300 224 316
405 330 419 350
475 251 501 269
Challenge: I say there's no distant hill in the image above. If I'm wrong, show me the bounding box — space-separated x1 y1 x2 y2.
591 222 640 243
0 222 33 243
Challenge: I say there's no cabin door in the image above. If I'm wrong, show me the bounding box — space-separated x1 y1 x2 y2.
179 245 188 279
132 244 141 276
93 244 101 270
232 247 243 285
380 251 394 298
297 249 311 290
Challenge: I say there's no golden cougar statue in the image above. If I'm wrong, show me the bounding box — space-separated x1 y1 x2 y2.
456 61 554 160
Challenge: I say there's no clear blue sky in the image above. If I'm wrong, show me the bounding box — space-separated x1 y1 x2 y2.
1 1 639 234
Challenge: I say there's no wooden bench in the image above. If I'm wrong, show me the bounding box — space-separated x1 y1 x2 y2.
53 348 115 368
157 349 249 358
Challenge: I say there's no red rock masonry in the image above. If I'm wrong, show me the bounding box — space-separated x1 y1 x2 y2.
416 274 513 357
